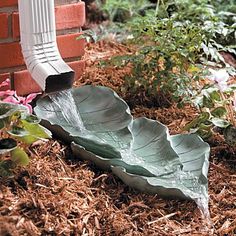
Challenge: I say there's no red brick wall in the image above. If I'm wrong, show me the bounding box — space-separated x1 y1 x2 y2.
0 0 86 95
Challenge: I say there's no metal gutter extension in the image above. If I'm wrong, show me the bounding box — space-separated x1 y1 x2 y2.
18 0 75 93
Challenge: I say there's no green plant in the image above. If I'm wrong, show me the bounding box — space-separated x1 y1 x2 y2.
0 78 40 113
185 69 236 144
106 9 205 106
96 0 149 22
171 0 235 67
98 0 236 107
0 103 51 177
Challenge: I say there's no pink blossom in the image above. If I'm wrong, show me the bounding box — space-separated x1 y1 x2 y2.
0 78 40 113
217 83 228 92
208 69 230 91
0 90 15 97
3 95 19 104
0 79 10 88
16 93 40 113
24 93 39 104
1 91 40 113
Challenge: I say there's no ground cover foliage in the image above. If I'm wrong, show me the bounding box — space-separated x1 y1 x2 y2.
0 84 51 178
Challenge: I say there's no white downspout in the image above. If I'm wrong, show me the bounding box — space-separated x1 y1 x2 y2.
18 0 75 93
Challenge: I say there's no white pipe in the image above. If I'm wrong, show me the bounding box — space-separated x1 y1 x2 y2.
18 0 75 93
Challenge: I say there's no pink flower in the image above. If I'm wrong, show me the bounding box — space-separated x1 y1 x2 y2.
16 93 40 113
1 91 40 113
0 78 40 113
3 95 19 104
0 90 15 97
217 83 228 92
208 69 230 91
0 79 10 88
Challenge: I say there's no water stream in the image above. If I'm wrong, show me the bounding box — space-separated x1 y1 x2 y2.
196 197 214 234
49 89 86 133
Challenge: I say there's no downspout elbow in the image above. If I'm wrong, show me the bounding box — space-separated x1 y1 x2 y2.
18 0 75 94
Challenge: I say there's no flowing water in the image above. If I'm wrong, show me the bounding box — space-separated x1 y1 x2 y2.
49 90 86 133
172 166 213 232
196 197 214 233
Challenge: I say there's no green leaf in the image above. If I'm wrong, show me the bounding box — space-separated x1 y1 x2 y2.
199 123 212 130
35 85 210 201
10 120 51 145
76 30 98 43
0 102 28 120
184 112 210 131
24 114 41 124
0 103 29 130
203 95 214 108
211 107 227 118
8 126 29 137
0 138 17 154
18 120 51 145
10 147 30 166
211 117 230 128
197 128 213 139
199 112 210 122
9 111 22 122
0 119 5 129
209 91 221 102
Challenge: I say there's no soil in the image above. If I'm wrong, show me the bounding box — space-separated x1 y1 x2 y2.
1 40 236 236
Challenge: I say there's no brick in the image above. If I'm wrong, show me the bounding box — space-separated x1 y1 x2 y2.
12 2 85 39
13 70 42 96
0 0 17 7
55 2 85 30
13 61 85 95
0 42 23 69
0 73 11 91
0 13 9 39
0 33 85 69
68 60 85 81
11 11 19 39
57 33 85 59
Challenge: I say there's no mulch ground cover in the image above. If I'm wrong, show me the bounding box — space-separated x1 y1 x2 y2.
0 41 236 236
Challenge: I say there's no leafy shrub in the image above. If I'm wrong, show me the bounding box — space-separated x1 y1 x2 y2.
185 69 236 144
172 0 236 64
98 0 235 107
96 0 150 22
105 11 205 106
0 80 51 177
0 103 51 177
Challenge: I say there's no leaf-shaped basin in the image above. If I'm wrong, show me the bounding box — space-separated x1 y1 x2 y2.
34 85 210 200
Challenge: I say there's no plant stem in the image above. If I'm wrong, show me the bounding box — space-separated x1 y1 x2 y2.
155 0 160 16
220 91 236 127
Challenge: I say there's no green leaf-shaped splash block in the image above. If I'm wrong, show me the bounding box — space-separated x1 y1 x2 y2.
34 86 210 201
